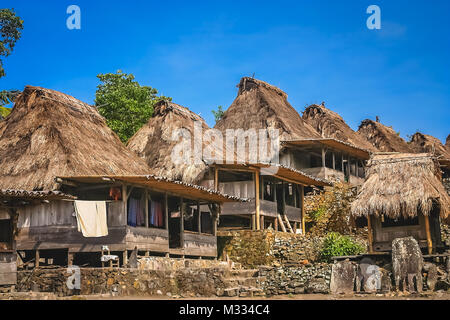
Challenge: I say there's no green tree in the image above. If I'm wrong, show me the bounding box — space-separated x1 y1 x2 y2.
212 105 225 123
95 70 170 143
0 8 23 78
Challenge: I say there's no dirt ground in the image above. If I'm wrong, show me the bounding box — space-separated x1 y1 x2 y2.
2 292 450 300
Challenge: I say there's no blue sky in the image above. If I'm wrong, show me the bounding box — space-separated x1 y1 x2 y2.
1 0 449 142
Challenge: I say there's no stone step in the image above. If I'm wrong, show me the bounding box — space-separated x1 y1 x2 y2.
223 277 259 287
225 269 259 278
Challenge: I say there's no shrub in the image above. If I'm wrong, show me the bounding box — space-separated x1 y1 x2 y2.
320 232 365 262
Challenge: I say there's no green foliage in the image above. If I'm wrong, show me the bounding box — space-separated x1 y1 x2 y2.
0 8 24 78
320 232 365 262
212 105 225 123
95 70 171 143
0 89 20 107
0 105 10 119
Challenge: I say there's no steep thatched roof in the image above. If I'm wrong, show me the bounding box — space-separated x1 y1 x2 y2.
0 86 151 191
214 77 321 141
127 100 209 184
446 134 450 150
351 153 450 219
409 132 450 162
302 104 378 152
357 119 414 153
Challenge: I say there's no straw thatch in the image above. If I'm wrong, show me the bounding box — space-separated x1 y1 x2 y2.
357 119 415 153
0 86 151 191
351 153 450 219
409 132 450 161
214 77 321 141
302 104 378 152
127 100 210 184
446 134 450 151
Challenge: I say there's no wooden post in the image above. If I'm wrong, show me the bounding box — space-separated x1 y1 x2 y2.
68 252 74 267
180 198 184 248
123 251 128 267
274 216 278 231
260 215 264 230
281 181 286 216
332 152 336 170
424 214 433 255
255 171 261 231
35 250 40 268
321 147 326 168
164 193 169 230
277 214 287 232
300 185 305 234
122 183 128 225
197 202 201 234
367 215 374 253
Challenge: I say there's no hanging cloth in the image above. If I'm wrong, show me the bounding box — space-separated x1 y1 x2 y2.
74 201 108 237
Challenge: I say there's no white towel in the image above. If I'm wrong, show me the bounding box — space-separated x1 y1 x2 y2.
74 201 108 237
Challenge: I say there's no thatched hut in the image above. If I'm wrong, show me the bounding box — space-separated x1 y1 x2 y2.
0 86 151 191
351 153 450 253
303 103 378 152
127 100 209 184
446 134 450 151
215 77 321 140
357 119 414 153
204 77 332 233
0 86 242 265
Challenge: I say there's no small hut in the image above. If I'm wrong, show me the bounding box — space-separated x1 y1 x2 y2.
357 119 415 153
128 100 210 184
303 103 378 152
351 153 450 254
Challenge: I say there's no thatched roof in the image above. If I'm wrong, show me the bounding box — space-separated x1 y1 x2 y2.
214 77 321 141
0 86 151 191
409 132 450 162
351 153 450 219
357 119 414 153
127 100 210 184
446 134 450 151
302 104 378 152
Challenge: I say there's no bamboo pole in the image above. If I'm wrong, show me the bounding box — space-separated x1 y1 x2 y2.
424 214 433 255
300 185 305 235
214 167 219 191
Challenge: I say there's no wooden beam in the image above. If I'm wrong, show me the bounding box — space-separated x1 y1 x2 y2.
367 215 374 253
255 171 261 231
277 214 287 232
283 215 294 233
300 185 305 235
424 214 433 255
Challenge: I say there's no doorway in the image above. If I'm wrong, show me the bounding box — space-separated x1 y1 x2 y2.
168 197 182 249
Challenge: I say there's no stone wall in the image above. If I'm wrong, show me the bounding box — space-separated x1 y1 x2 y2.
16 267 230 298
259 263 332 295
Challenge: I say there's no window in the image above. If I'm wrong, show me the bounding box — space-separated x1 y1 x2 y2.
358 161 365 178
0 219 12 250
350 158 357 176
325 151 333 169
310 153 322 168
201 210 214 235
127 188 146 227
335 153 343 171
263 180 275 202
148 192 165 229
183 200 199 232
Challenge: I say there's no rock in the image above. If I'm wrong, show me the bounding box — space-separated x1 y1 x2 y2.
330 260 355 294
306 277 329 294
392 237 424 292
424 263 438 291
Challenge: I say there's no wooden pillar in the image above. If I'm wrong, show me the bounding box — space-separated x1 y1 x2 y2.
197 202 201 234
164 193 169 230
255 171 261 231
300 185 305 235
281 181 286 216
68 252 74 267
180 197 184 248
274 216 278 231
144 189 149 228
367 215 374 253
123 250 128 267
321 147 326 168
260 215 264 230
424 214 433 255
122 184 128 225
35 250 40 268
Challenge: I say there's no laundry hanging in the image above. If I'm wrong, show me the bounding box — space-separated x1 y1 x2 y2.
74 201 108 237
